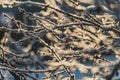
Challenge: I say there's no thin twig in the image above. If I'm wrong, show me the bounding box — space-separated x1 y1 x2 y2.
0 46 28 58
0 67 52 73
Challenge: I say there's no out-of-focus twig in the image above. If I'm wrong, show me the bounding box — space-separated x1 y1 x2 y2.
106 61 120 80
0 67 52 73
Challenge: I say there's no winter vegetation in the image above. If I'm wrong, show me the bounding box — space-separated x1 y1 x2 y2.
0 0 120 80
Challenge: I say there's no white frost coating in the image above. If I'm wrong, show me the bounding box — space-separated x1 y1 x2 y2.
0 0 16 8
